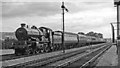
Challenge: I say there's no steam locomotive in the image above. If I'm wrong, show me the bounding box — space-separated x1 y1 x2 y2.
13 23 105 55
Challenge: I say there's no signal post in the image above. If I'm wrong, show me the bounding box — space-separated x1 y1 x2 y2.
61 2 68 53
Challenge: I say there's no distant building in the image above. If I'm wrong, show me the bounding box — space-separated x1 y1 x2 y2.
104 38 112 42
1 32 16 40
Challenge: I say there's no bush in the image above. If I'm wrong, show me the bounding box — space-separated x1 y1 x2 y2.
2 38 17 49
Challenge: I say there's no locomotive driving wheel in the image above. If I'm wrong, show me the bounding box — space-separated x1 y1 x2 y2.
35 48 41 54
32 48 40 54
25 47 33 55
44 43 50 52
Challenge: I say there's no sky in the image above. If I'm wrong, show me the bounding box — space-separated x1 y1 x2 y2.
1 0 119 38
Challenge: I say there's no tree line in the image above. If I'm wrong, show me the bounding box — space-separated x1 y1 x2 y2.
78 31 103 38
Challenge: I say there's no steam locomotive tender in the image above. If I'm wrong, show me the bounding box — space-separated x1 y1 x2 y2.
14 23 105 55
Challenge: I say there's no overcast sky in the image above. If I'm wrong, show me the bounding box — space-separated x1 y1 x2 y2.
1 0 118 38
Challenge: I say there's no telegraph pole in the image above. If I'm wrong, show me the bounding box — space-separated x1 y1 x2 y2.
62 2 65 53
61 2 68 53
117 4 120 40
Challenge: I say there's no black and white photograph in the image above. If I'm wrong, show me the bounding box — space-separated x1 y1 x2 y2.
0 0 120 68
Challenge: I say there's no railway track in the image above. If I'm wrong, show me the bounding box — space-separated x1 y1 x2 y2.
1 51 49 61
1 43 105 61
1 54 16 61
66 43 111 68
44 43 111 68
1 50 57 61
1 54 38 61
2 43 111 68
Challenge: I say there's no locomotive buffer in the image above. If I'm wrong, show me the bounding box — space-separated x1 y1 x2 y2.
61 2 69 53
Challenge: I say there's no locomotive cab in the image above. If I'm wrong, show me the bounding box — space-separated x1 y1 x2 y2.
39 27 53 43
39 27 53 52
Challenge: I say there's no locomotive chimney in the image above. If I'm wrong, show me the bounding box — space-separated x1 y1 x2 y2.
21 23 26 27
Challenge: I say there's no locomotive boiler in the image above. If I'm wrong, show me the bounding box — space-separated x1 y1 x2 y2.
15 23 43 41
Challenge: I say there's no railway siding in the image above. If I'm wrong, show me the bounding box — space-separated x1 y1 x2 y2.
55 43 111 68
1 43 107 67
47 44 110 67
